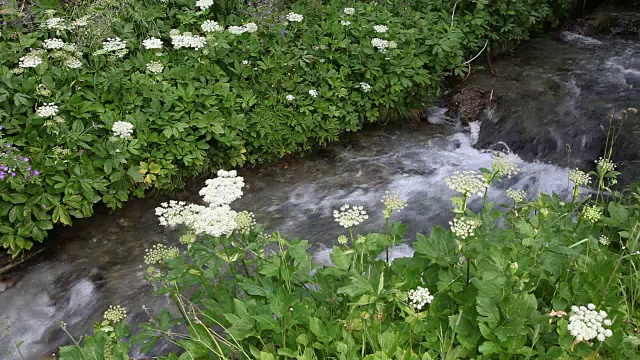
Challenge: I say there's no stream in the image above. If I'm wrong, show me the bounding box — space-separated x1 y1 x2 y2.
1 32 639 359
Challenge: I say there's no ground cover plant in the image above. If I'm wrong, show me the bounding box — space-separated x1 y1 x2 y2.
57 148 640 359
0 0 576 255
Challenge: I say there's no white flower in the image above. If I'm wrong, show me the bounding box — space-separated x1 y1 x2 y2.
582 205 602 223
241 60 250 65
373 25 388 33
43 38 65 50
36 103 59 118
286 12 304 22
444 170 488 197
64 57 83 69
506 188 526 203
171 33 207 49
371 38 389 51
155 200 237 237
195 0 214 10
388 41 397 49
201 20 224 33
227 25 247 35
343 7 355 15
359 82 372 92
199 170 245 207
449 217 481 240
568 304 613 343
112 121 135 138
569 168 591 187
103 305 127 323
43 18 67 30
235 211 256 232
71 16 90 28
382 192 407 219
595 157 616 173
308 89 318 97
144 243 180 264
142 37 163 49
169 29 181 37
18 54 43 68
146 61 164 73
599 235 610 246
333 204 368 228
340 20 351 26
286 94 295 101
491 151 521 178
102 37 127 52
244 22 258 33
407 286 434 310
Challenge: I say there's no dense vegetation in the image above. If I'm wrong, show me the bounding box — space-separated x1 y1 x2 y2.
0 0 576 255
58 151 640 359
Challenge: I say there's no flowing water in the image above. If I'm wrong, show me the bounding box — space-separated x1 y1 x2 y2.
1 32 640 359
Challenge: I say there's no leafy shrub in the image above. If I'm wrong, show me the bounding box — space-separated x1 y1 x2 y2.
59 154 640 359
0 0 572 255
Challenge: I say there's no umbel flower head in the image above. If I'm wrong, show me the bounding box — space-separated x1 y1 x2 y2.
235 211 256 232
382 192 407 219
569 168 591 187
407 286 434 310
112 121 135 138
450 217 481 240
582 205 602 223
103 305 127 323
333 204 368 228
146 61 164 73
144 243 179 264
142 37 163 49
490 151 521 178
286 12 304 22
444 170 488 197
36 103 59 118
199 170 244 207
201 20 224 33
568 304 613 342
506 188 526 203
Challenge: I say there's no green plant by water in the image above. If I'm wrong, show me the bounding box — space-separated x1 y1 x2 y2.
57 151 640 359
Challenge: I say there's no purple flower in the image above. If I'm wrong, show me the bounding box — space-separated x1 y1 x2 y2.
26 166 31 171
10 172 16 177
0 126 3 130
23 157 29 162
32 170 40 176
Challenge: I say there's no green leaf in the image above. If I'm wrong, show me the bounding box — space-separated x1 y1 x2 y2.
337 274 375 297
478 341 500 355
127 166 145 182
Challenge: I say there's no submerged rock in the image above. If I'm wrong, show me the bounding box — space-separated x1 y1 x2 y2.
446 86 493 125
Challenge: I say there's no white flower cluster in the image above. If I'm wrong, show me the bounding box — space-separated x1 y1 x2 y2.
444 170 488 197
146 61 164 73
596 157 616 173
343 7 356 15
371 38 389 51
170 31 207 49
244 22 258 33
65 57 83 69
112 121 135 138
196 0 214 10
309 89 318 97
103 305 127 323
43 38 65 50
235 211 256 232
568 304 613 342
36 103 59 118
506 188 526 203
42 17 67 30
286 94 295 101
582 205 602 223
407 286 434 310
450 217 481 240
340 20 351 26
144 243 180 264
227 26 246 35
373 25 388 33
333 204 368 228
155 172 241 238
286 12 304 22
491 152 521 178
94 38 128 58
599 235 610 246
199 170 244 207
359 82 372 92
569 168 591 187
19 49 45 68
201 20 224 33
142 37 163 50
382 192 407 212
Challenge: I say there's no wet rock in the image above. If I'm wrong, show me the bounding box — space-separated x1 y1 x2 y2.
568 11 640 36
446 86 493 125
